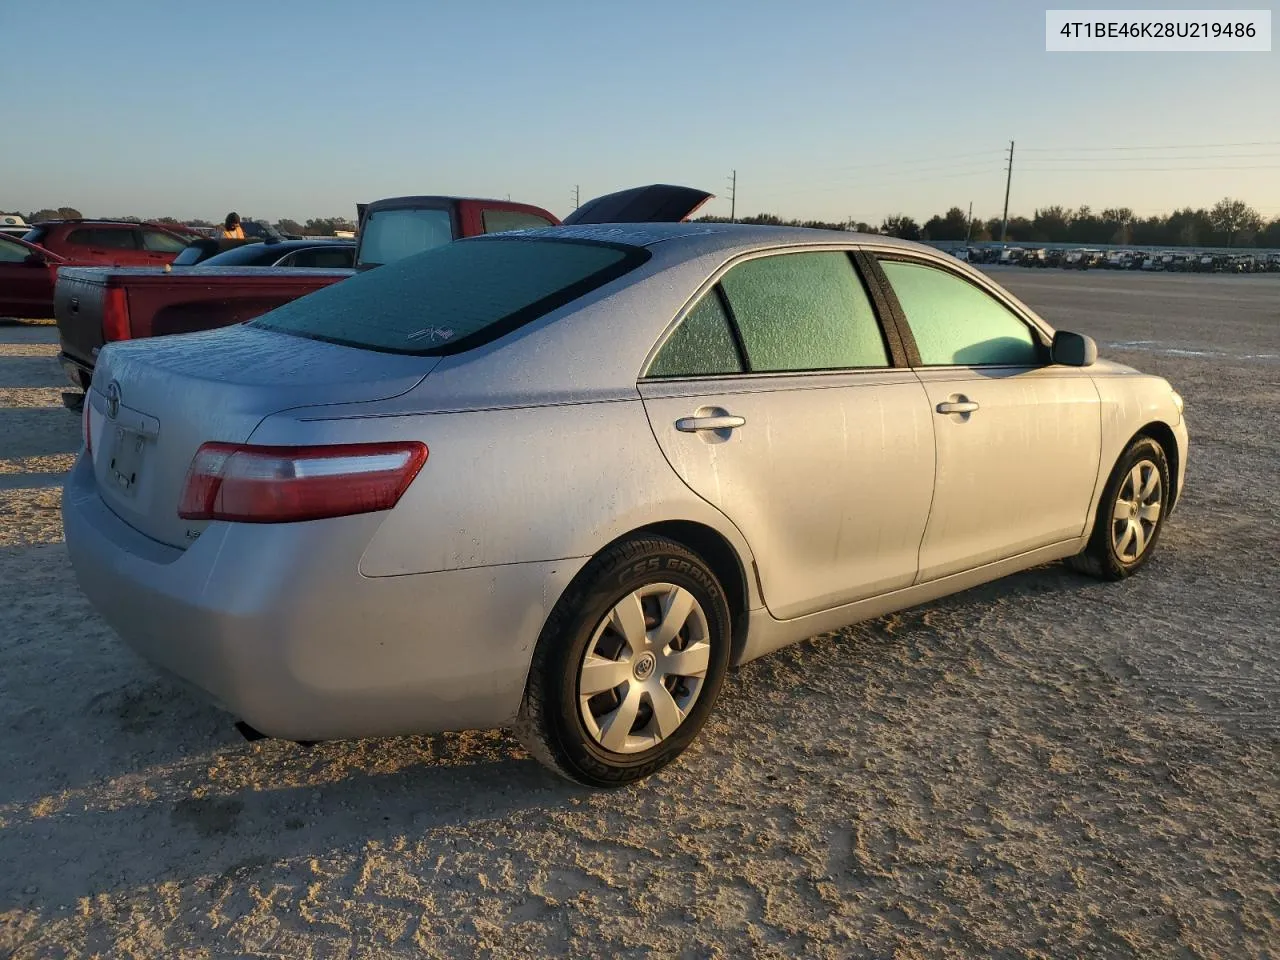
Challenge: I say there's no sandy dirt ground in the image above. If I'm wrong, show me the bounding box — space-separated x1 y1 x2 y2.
0 270 1277 958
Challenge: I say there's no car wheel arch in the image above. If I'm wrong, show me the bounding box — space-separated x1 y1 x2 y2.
543 519 754 668
1133 420 1180 508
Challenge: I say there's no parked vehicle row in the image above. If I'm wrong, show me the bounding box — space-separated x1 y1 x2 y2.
958 245 1280 273
52 185 712 395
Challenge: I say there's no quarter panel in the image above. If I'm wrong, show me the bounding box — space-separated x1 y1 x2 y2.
247 399 761 603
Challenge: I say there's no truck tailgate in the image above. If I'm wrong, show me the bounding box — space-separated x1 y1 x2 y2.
55 268 112 378
54 266 353 390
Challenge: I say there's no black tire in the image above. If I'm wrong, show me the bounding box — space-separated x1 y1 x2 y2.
1070 435 1171 581
515 535 732 788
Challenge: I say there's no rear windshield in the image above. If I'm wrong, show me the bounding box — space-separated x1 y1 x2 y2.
250 236 649 356
198 243 288 267
172 245 210 266
357 207 454 268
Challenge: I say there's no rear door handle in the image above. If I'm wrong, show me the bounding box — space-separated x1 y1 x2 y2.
936 400 979 414
675 414 746 433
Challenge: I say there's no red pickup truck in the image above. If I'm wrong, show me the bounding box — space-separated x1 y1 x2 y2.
54 185 710 395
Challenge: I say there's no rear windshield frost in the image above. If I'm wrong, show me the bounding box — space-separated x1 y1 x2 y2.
250 236 649 356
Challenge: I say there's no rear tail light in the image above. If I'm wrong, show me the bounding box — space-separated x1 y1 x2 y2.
178 441 427 523
102 287 130 342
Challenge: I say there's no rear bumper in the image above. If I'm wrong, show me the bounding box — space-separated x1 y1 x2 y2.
62 454 585 740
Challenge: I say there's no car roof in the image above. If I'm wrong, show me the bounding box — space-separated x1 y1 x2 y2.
502 221 931 258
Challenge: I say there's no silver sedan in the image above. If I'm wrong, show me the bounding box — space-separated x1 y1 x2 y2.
63 224 1188 787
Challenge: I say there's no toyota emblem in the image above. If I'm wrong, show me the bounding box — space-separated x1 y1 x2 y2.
105 381 121 420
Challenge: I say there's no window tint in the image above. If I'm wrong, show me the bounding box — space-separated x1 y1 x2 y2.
718 251 888 372
67 228 137 249
0 236 29 263
172 245 208 266
252 237 648 356
879 260 1042 366
22 227 47 246
197 242 274 266
647 292 742 378
282 246 355 268
356 208 454 267
141 230 188 253
482 209 555 234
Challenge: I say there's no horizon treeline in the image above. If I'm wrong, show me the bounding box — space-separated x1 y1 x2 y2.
698 196 1278 248
7 196 1278 248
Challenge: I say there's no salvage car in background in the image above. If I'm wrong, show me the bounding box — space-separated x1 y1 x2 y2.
0 232 74 319
64 223 1188 787
24 219 192 267
53 184 713 393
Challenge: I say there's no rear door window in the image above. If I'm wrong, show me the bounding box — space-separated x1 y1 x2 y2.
67 227 137 249
878 259 1043 366
253 237 649 356
482 209 555 234
0 236 29 263
280 246 355 268
719 251 889 372
141 229 188 253
646 292 743 378
356 208 454 267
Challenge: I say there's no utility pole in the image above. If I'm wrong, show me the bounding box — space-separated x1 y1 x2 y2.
964 201 974 244
999 140 1014 243
571 185 580 210
727 169 737 222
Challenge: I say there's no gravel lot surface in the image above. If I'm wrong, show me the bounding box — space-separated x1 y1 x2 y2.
1 270 1277 958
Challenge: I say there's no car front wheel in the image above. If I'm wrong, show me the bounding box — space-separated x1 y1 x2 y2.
516 536 732 788
1071 435 1172 580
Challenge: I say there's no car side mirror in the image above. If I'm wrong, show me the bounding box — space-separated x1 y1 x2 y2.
1052 330 1097 367
23 252 47 267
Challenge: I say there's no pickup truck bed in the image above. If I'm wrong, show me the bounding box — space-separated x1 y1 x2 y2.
56 266 351 390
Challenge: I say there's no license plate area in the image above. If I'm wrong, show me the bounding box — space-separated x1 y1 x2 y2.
108 426 147 498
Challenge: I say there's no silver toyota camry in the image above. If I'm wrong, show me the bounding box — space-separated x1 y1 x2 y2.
63 223 1188 787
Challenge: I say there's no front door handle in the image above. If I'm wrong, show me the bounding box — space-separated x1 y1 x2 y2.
675 414 746 433
936 397 979 415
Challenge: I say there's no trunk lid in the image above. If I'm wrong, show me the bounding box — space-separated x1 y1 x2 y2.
560 184 714 226
87 324 437 548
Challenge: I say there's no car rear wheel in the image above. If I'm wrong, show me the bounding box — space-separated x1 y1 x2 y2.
1071 436 1171 580
515 536 732 788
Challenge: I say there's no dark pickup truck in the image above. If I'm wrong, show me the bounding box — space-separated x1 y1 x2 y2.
54 184 711 396
55 266 352 391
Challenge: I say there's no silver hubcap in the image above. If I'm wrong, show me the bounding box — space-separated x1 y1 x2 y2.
1111 459 1163 563
578 582 712 754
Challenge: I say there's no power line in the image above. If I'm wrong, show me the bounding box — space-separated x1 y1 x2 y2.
1020 139 1280 153
820 149 1004 173
1020 164 1280 173
1022 152 1280 164
764 160 1004 195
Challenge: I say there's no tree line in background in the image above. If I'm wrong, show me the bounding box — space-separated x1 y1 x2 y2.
7 197 1277 247
700 196 1279 248
3 209 357 237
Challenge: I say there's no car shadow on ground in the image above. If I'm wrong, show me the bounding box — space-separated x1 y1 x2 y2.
0 542 1109 916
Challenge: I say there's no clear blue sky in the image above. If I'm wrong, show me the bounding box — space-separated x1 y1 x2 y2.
3 0 1277 224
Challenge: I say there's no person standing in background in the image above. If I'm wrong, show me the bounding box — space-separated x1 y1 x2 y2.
219 212 245 239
